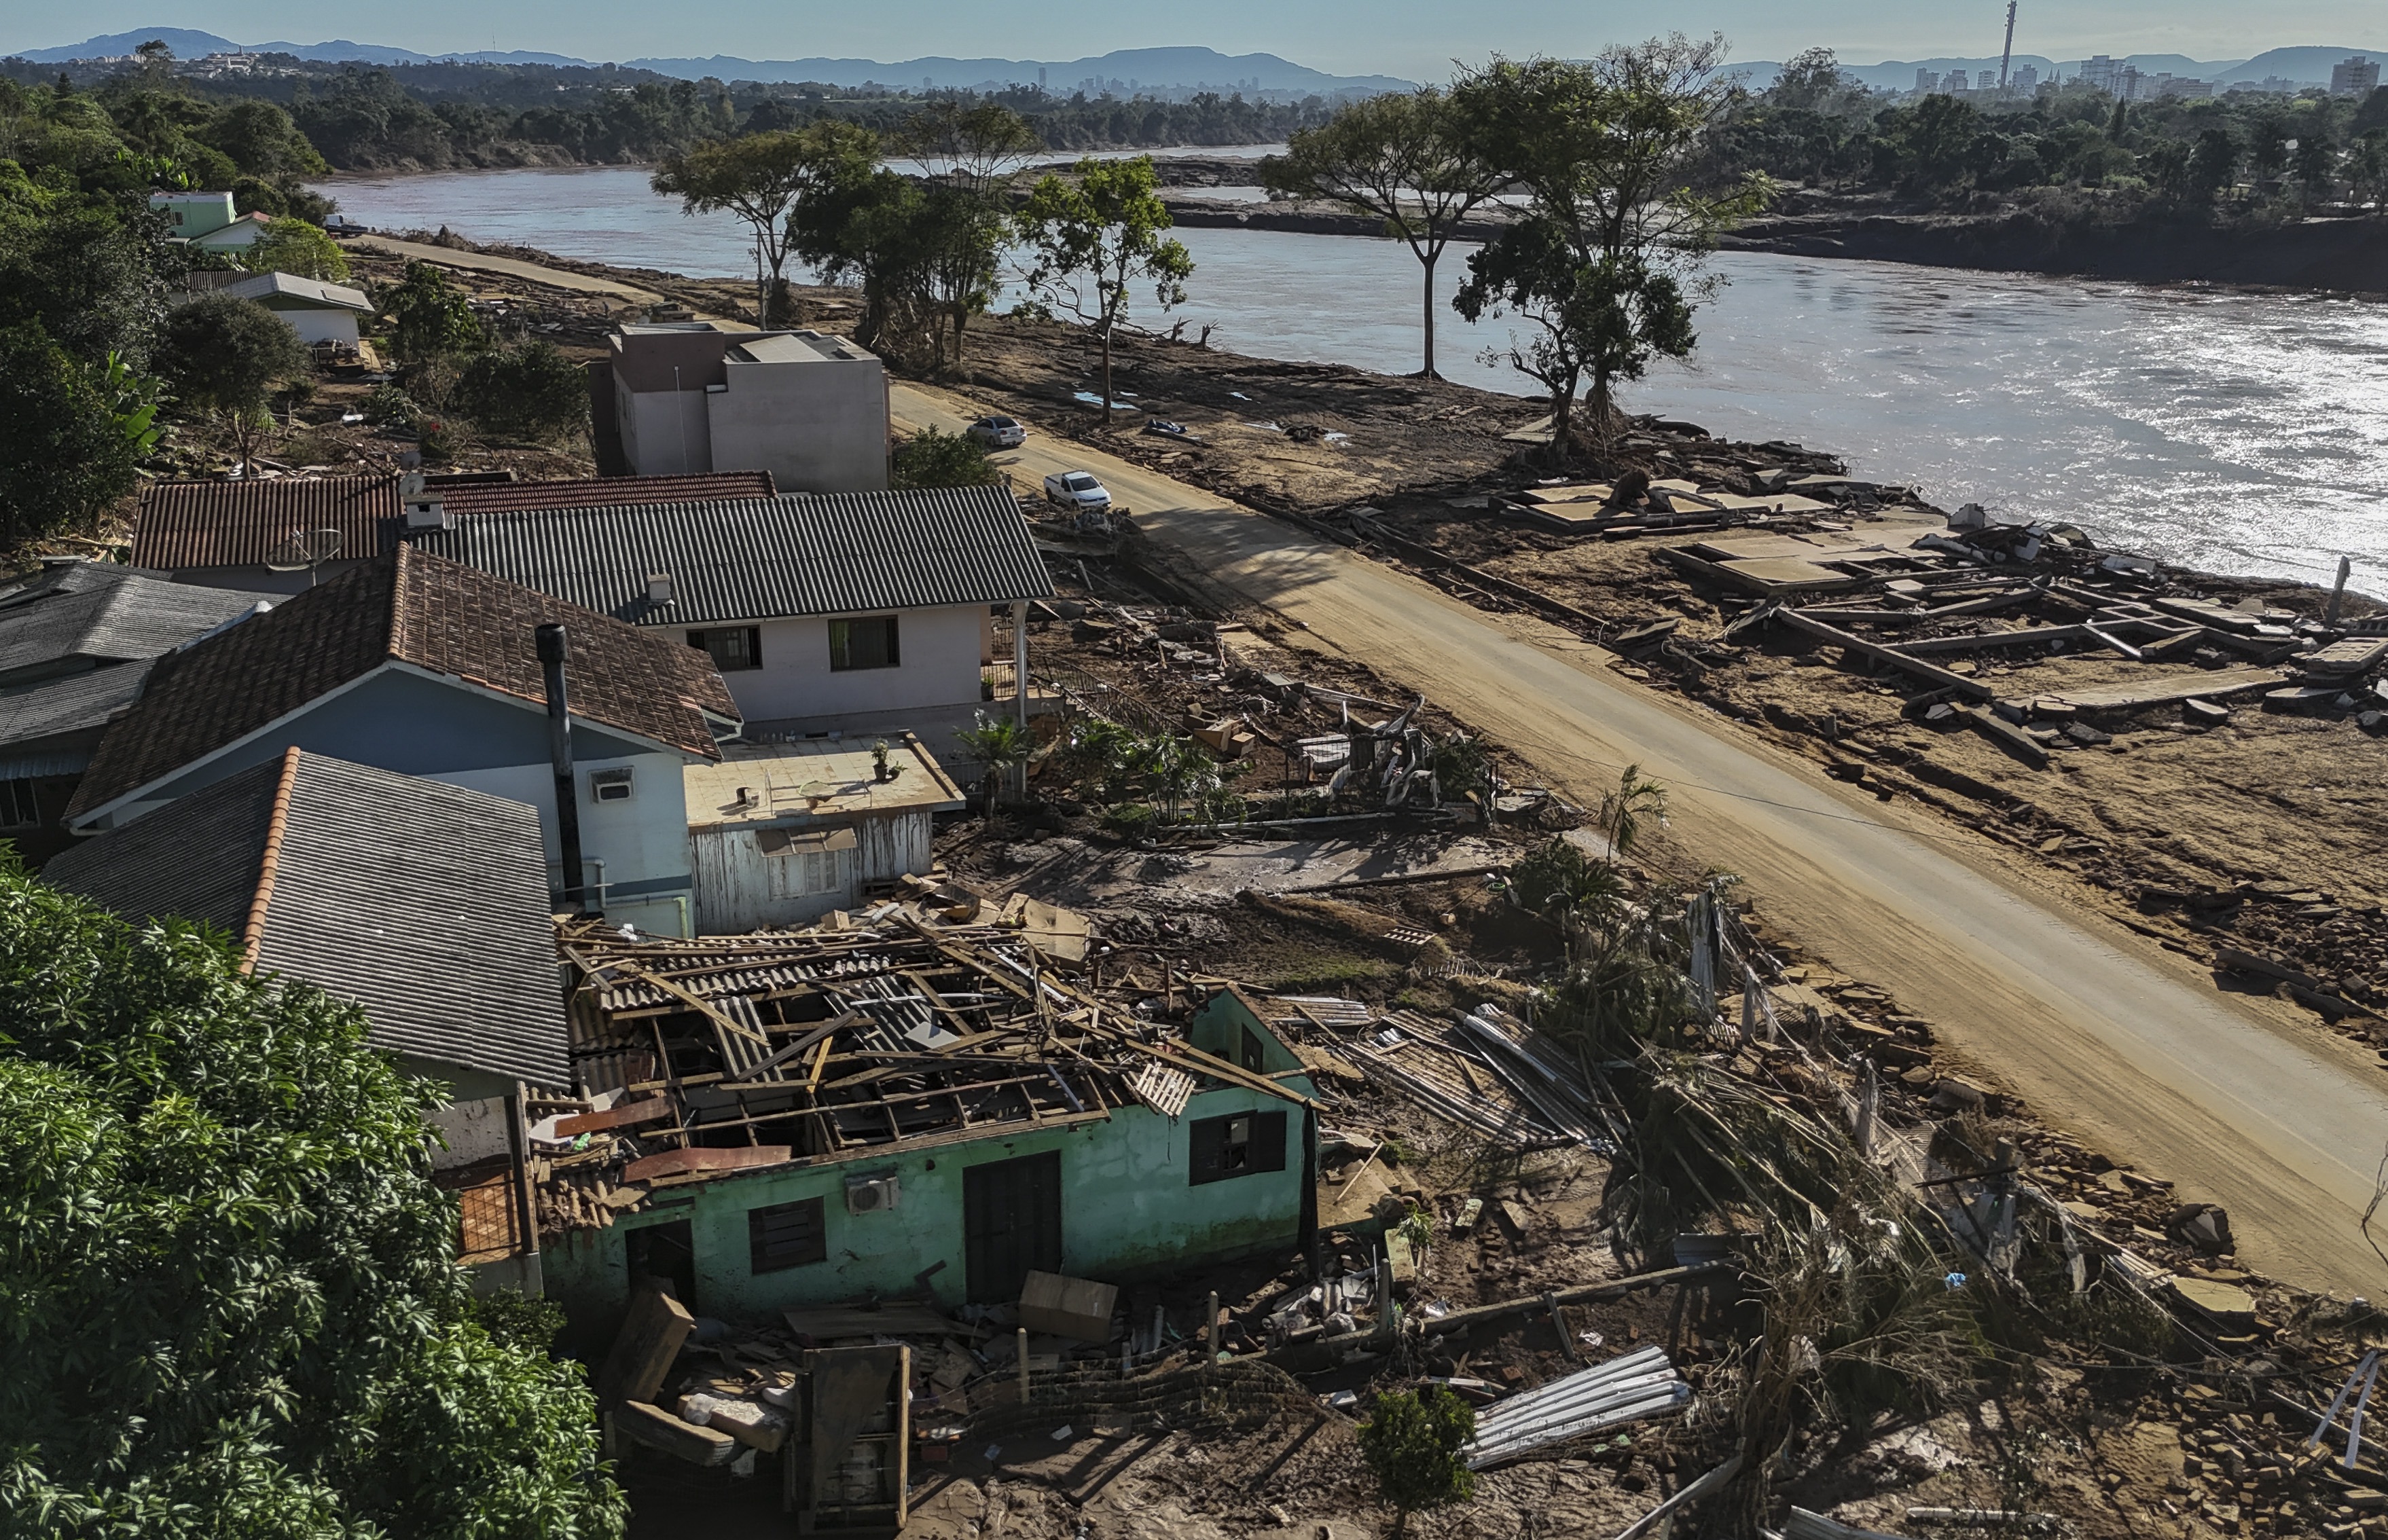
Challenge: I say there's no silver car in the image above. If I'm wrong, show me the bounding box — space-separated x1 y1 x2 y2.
966 414 1026 449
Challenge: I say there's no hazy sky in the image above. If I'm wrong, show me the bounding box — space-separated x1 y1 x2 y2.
8 0 2385 79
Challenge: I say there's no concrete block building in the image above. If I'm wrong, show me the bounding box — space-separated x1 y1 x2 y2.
604 322 890 493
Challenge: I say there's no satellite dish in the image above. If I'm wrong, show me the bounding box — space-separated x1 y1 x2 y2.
265 527 345 581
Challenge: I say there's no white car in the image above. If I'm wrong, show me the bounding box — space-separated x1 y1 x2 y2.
966 414 1026 449
1043 470 1112 511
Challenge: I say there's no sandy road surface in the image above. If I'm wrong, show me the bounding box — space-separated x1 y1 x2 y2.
897 381 2388 1295
350 236 668 305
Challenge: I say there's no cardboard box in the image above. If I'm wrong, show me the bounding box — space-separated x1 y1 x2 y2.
1017 1270 1118 1344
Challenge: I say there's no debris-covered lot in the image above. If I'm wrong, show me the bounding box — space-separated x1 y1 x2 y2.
138 234 2388 1539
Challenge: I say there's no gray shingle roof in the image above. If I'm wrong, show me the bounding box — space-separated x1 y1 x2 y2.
0 562 266 685
0 664 149 755
46 750 571 1088
406 486 1054 627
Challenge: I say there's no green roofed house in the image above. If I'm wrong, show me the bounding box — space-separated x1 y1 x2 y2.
149 189 274 251
541 923 1318 1340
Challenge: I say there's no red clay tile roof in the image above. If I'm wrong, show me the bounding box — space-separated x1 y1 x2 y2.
438 472 775 515
135 475 393 570
67 547 738 822
134 473 780 568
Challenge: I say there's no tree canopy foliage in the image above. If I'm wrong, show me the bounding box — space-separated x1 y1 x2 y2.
1703 48 2388 210
158 291 310 469
1015 155 1194 419
1449 37 1768 452
1264 90 1495 377
0 862 625 1538
1357 1386 1477 1537
653 121 871 325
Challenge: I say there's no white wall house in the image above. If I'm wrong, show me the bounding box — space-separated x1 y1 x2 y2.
187 272 374 346
609 322 890 493
409 487 1055 766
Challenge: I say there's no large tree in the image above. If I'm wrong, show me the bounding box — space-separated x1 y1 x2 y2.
159 292 309 471
894 101 1041 370
0 862 625 1537
1014 155 1193 422
1450 37 1769 454
0 326 153 549
1263 90 1497 378
652 122 875 326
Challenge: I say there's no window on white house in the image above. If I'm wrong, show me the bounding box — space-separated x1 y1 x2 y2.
687 627 763 672
827 615 900 672
588 767 635 804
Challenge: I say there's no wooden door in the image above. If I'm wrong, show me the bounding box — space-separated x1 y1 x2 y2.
962 1150 1062 1304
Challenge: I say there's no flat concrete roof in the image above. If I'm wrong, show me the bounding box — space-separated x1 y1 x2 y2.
731 330 876 365
686 735 965 832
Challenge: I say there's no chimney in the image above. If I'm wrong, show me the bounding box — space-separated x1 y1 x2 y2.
537 623 589 915
646 572 674 605
400 471 450 530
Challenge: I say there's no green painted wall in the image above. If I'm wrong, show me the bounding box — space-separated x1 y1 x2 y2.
545 1078 1314 1336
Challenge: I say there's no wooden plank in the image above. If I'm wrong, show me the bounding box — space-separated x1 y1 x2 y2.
622 1145 793 1182
1965 706 2050 769
596 1283 694 1406
616 1399 738 1466
1777 608 1993 700
554 1096 674 1136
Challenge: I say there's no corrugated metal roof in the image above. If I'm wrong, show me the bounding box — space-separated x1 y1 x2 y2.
46 750 572 1087
0 562 264 683
408 487 1054 626
0 664 148 752
217 271 373 310
437 471 776 516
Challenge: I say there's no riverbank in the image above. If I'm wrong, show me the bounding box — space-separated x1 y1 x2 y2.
332 235 2388 1086
1721 194 2388 295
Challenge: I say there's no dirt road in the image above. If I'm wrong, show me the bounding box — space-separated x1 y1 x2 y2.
895 382 2388 1296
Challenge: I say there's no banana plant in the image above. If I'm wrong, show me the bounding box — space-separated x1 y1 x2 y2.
101 352 166 460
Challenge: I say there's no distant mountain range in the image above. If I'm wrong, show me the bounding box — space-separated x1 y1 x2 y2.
5 29 1412 96
13 28 2374 97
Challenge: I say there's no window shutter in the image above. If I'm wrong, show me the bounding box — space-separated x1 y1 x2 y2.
1189 1116 1225 1184
1251 1111 1289 1174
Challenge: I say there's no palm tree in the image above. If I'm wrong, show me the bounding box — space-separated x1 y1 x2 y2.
954 714 1031 817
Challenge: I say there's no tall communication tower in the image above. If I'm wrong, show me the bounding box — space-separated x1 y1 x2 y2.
1997 1 2019 93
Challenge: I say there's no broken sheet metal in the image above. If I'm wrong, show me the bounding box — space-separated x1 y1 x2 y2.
1345 1012 1554 1145
1462 1346 1690 1469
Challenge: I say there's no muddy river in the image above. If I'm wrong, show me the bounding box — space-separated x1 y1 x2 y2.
320 164 2388 593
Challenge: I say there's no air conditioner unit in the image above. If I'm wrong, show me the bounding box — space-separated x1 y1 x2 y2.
403 499 450 531
846 1175 901 1215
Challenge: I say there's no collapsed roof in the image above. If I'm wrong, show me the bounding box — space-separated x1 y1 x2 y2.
544 911 1309 1220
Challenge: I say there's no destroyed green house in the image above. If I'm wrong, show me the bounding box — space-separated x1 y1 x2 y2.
537 921 1319 1337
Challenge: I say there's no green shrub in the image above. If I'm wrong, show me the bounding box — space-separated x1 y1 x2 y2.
451 340 587 441
363 382 419 426
891 426 1000 489
1358 1386 1477 1537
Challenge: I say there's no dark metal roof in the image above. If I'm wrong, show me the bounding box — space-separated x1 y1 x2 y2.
407 487 1054 627
0 562 265 685
46 750 572 1087
67 547 739 822
134 473 782 569
0 663 149 752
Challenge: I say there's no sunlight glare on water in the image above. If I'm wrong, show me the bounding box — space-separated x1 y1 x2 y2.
321 165 2388 595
